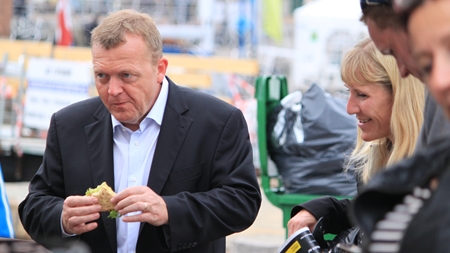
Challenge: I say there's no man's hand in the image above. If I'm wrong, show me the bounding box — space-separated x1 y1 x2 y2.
111 186 168 226
287 209 317 237
62 196 102 235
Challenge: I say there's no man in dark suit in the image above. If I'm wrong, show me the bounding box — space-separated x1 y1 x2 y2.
18 9 261 253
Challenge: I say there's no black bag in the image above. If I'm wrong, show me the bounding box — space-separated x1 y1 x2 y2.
267 84 358 196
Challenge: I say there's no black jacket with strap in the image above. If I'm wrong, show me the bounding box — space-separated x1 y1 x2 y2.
352 139 450 253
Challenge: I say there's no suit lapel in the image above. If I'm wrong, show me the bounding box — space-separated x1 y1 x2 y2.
148 78 192 194
85 102 117 252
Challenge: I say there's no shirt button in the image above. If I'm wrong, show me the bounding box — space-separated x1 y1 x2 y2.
134 141 139 146
131 177 137 182
122 127 126 131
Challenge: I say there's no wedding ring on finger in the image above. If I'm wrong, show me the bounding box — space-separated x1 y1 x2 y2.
143 202 148 212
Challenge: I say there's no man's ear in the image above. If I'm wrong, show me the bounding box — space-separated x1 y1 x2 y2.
157 57 168 83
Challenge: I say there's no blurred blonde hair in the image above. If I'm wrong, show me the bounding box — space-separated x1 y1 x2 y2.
341 37 424 183
91 9 163 65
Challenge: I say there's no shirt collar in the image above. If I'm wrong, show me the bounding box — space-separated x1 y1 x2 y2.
112 77 169 131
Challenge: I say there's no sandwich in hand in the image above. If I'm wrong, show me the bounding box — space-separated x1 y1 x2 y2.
85 182 120 218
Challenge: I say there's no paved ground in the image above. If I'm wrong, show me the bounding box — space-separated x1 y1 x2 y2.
4 181 31 240
5 181 286 253
226 188 286 253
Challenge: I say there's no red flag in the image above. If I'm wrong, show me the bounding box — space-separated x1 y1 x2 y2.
55 0 73 46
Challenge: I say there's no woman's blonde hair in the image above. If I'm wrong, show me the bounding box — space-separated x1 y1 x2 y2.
341 37 424 183
91 9 163 65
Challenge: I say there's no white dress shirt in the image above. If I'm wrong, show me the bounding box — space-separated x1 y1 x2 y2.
113 78 168 253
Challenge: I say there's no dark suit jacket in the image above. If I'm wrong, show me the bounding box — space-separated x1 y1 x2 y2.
18 77 262 253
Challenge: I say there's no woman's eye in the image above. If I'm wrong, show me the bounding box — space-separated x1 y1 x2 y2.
357 93 367 98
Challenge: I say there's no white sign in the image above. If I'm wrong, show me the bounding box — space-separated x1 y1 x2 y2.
24 58 92 130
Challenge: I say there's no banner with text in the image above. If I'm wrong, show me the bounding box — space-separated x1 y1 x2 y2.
24 58 92 130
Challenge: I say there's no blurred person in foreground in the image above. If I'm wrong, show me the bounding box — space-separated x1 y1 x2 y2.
288 0 450 239
18 9 261 253
287 38 424 250
352 1 450 252
359 0 450 150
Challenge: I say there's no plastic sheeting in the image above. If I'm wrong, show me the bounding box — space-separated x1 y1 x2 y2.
268 84 358 196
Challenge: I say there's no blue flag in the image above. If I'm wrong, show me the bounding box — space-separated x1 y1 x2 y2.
0 164 14 238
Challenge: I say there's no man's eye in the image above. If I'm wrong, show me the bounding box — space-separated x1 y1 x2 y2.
382 49 393 56
421 64 432 76
97 73 105 79
123 73 131 78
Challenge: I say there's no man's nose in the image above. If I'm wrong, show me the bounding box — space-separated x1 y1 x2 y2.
108 77 123 96
397 61 411 78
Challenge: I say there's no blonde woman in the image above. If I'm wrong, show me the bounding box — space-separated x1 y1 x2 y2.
343 37 424 184
287 37 424 247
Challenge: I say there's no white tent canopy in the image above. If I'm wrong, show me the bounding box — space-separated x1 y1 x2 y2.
292 0 368 91
295 0 364 19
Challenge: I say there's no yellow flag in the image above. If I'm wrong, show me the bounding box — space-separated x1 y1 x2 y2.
263 0 283 43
